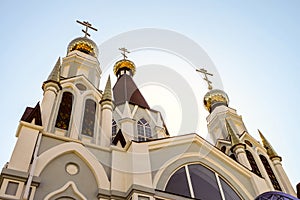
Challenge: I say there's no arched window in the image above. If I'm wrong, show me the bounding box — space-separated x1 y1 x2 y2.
81 99 96 137
112 119 117 142
259 155 282 191
165 164 241 200
55 92 74 130
221 146 226 153
245 150 262 177
137 118 151 141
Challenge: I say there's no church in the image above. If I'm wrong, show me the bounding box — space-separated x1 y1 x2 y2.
0 21 298 200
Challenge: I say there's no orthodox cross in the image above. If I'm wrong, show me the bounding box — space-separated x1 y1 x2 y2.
119 47 130 59
196 68 214 90
76 20 98 37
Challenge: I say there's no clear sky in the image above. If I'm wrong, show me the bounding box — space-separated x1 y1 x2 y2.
0 0 299 190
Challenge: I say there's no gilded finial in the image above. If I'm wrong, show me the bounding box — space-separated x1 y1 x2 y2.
258 129 281 160
76 20 98 37
119 47 130 60
196 68 213 90
225 119 241 146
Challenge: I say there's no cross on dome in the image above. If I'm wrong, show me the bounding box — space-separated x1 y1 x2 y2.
76 20 98 37
196 68 213 90
119 47 130 60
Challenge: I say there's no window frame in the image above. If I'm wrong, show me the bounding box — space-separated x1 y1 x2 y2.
81 98 97 137
137 118 152 141
55 91 74 131
165 163 242 200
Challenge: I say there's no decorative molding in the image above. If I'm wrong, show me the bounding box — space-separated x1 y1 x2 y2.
44 181 86 200
34 142 110 190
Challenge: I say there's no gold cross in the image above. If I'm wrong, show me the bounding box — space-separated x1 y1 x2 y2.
196 68 214 90
76 20 98 37
119 47 130 59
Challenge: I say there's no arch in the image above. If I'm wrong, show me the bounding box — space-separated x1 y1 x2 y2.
259 154 282 191
81 99 96 137
220 146 226 153
81 90 101 102
44 181 86 200
55 92 74 130
153 153 253 199
165 163 243 199
60 82 81 97
34 142 110 190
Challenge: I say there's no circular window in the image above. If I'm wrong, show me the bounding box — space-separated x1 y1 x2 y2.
76 83 87 91
65 163 79 175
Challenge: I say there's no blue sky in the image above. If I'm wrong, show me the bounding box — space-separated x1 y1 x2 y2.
0 0 299 190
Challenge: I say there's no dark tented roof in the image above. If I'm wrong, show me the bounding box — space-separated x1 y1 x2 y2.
113 74 150 109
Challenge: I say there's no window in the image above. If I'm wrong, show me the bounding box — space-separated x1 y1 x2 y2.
137 118 151 141
81 99 96 137
246 150 262 177
55 92 74 130
165 166 190 198
5 181 19 196
165 164 241 200
259 155 282 191
220 178 241 200
221 146 226 153
188 164 222 199
112 119 117 142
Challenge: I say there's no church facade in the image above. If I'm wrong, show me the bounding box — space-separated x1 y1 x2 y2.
0 23 298 200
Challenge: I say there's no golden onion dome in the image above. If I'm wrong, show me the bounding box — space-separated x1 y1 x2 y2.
67 37 99 57
113 59 136 76
204 89 229 113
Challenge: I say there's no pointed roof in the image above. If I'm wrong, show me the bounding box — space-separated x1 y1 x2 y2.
225 119 245 152
43 57 61 90
100 76 112 105
258 129 281 160
225 119 241 146
47 57 61 82
21 102 42 126
113 74 150 109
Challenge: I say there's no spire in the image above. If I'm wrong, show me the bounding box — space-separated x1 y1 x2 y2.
100 76 113 106
47 57 61 82
225 119 241 146
258 129 281 160
103 76 112 101
42 57 61 91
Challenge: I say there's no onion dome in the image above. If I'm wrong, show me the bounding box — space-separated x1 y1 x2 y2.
204 89 229 113
113 59 136 77
67 37 99 57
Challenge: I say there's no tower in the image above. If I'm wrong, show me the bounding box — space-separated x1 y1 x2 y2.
0 21 298 200
199 68 296 198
